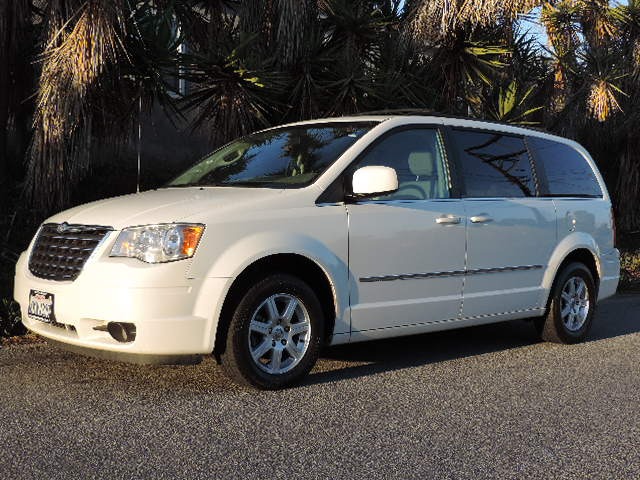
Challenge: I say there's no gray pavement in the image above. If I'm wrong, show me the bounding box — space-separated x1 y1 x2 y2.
1 295 639 479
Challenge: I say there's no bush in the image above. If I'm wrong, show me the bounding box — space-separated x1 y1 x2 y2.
620 249 640 293
0 298 26 338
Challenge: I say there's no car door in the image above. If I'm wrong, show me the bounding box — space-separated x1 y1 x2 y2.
346 126 466 333
446 128 557 318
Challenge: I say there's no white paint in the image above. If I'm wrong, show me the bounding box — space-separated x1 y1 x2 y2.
14 114 620 359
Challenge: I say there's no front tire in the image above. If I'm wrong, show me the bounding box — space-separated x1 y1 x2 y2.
537 262 597 344
220 273 324 389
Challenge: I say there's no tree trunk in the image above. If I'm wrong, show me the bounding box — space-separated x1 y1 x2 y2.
615 137 640 233
0 0 9 190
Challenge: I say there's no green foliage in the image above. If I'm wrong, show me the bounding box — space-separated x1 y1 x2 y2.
486 80 543 124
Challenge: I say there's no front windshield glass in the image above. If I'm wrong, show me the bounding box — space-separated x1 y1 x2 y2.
167 123 375 188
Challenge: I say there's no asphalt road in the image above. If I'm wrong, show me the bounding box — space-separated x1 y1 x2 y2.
1 295 639 480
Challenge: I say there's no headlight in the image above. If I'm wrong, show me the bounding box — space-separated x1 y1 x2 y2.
110 223 205 263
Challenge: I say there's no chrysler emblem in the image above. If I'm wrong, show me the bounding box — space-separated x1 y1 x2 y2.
56 222 70 233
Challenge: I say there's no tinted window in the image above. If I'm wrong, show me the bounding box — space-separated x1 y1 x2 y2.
451 130 535 198
168 123 373 189
353 128 450 201
528 137 602 197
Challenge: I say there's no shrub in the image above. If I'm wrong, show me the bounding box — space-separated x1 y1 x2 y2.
0 298 26 338
619 250 640 293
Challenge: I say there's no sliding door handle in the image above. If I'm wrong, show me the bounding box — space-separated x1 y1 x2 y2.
436 215 462 225
469 215 493 224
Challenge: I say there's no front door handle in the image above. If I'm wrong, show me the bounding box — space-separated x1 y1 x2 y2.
469 215 493 224
436 215 462 225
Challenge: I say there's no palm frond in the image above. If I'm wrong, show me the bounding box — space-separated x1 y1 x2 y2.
486 80 543 124
181 44 285 145
579 0 620 47
26 0 127 209
587 78 624 122
407 0 543 42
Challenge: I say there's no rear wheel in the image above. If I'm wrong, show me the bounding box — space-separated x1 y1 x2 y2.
536 262 597 344
220 273 324 389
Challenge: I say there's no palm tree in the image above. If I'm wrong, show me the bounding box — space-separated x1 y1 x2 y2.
406 0 543 41
25 0 185 210
403 0 544 114
541 0 640 230
19 0 640 233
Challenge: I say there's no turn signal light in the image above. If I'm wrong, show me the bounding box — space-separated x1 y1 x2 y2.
182 226 205 256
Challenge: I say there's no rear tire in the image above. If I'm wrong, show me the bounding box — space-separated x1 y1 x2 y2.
536 262 597 344
220 273 324 389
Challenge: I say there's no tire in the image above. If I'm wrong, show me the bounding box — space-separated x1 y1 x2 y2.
220 273 324 389
536 262 597 344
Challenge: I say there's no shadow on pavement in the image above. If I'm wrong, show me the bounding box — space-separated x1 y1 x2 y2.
307 294 640 386
5 296 637 392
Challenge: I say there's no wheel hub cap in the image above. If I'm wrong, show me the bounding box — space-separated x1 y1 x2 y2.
247 293 311 375
272 326 285 341
560 276 590 332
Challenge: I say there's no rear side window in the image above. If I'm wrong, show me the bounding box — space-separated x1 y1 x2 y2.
528 137 602 197
450 129 535 198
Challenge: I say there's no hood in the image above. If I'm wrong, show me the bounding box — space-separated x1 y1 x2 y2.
46 187 291 230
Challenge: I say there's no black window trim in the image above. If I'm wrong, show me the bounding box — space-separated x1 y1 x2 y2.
166 121 379 190
316 123 461 205
443 125 541 199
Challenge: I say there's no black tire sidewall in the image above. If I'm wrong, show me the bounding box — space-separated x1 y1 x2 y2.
224 273 324 389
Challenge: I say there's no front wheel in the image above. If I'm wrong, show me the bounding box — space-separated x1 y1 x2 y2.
220 273 324 389
536 262 597 344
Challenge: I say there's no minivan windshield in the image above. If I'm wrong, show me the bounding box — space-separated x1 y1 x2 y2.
167 123 374 189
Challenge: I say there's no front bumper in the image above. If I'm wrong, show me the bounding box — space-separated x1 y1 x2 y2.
14 252 230 358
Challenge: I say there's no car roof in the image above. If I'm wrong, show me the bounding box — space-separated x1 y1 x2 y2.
273 112 581 151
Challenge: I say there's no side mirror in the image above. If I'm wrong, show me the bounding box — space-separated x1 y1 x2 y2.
351 166 398 198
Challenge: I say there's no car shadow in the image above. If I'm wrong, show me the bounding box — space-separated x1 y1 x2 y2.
305 295 640 386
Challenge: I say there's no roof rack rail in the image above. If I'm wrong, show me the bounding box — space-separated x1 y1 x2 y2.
352 108 438 116
351 109 549 133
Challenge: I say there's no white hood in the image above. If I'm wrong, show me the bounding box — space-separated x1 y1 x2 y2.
46 187 293 230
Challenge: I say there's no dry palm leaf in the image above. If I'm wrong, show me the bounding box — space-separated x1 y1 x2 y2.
587 78 623 122
26 0 126 209
408 0 543 42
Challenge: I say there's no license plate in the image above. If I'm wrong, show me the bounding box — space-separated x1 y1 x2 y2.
28 290 55 323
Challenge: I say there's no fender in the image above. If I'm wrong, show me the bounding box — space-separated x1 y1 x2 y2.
541 232 601 302
191 230 350 341
209 231 344 276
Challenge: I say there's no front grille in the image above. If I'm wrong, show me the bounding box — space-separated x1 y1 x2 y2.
29 223 113 281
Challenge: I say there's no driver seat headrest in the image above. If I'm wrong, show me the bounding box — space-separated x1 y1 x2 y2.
408 152 435 177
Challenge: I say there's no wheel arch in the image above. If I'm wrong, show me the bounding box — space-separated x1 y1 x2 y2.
212 253 340 360
542 234 601 308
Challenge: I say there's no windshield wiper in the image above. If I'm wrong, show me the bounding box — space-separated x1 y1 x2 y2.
165 181 286 189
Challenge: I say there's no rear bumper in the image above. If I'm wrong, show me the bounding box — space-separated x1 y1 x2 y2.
14 252 231 356
598 248 620 301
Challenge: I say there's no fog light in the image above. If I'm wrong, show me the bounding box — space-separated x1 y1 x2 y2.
107 322 137 343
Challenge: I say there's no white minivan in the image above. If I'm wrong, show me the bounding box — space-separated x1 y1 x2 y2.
14 114 620 389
